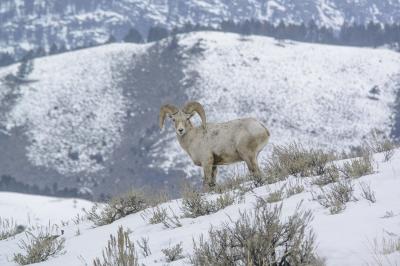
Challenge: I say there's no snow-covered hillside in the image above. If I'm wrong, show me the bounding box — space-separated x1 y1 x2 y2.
1 149 399 265
157 32 400 176
0 192 93 226
0 31 399 198
1 0 400 55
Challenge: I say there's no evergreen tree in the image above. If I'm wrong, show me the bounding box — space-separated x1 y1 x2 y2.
16 57 34 79
49 43 59 54
106 34 117 44
58 44 67 53
147 26 169 42
35 46 46 57
0 52 15 66
123 27 144 43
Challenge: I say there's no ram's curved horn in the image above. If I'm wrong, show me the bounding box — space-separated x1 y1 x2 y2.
183 101 206 129
159 104 179 129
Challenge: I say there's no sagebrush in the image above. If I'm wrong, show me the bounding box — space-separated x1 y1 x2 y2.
181 187 236 218
264 142 334 185
312 179 356 214
0 217 24 240
162 242 185 262
93 226 138 266
85 190 147 226
191 203 324 265
13 226 65 265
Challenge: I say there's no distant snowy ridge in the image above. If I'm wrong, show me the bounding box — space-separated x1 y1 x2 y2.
1 0 400 55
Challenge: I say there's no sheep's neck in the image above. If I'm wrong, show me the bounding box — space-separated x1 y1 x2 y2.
177 123 194 153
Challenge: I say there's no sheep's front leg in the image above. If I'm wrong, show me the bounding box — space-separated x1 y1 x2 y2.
202 158 215 190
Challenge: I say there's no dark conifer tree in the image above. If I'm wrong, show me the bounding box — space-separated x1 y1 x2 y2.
147 26 169 42
49 43 59 54
123 27 144 43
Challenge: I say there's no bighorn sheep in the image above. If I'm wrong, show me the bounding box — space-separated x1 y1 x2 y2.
159 101 270 188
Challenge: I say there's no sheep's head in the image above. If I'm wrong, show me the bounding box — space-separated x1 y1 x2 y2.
159 101 206 136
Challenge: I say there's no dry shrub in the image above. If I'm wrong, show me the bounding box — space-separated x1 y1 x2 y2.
342 154 374 179
265 187 285 203
359 182 377 203
93 226 138 266
312 164 340 187
85 189 147 226
147 206 168 225
191 203 324 266
312 179 356 214
367 234 400 266
365 130 396 154
181 187 235 218
13 225 65 265
137 237 151 257
264 143 335 185
286 180 305 197
0 217 25 240
215 175 251 194
162 242 184 262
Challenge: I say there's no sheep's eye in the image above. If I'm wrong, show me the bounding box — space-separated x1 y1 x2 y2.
172 118 176 122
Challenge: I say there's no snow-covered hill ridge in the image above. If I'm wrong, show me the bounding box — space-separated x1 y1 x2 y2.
1 148 400 265
1 0 400 55
0 31 399 198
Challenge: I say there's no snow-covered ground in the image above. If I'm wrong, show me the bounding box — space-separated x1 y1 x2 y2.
1 149 399 265
0 192 94 226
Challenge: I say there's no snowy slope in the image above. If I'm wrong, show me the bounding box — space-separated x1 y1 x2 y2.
0 192 94 227
1 0 400 55
0 43 148 175
156 32 400 176
1 150 400 265
0 31 399 198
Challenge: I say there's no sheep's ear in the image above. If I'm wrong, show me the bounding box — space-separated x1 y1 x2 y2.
159 104 179 129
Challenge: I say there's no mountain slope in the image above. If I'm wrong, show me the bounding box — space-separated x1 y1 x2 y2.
0 32 399 198
1 0 400 55
1 150 399 265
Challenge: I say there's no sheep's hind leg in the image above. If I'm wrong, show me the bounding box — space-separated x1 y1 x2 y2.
243 155 263 186
211 166 218 187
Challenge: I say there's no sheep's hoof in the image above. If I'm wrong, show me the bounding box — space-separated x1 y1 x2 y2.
203 182 216 192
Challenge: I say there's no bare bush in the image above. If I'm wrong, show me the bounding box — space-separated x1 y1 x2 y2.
162 242 185 262
264 143 335 185
266 187 285 203
286 180 305 197
93 226 138 266
181 187 235 218
359 182 377 203
0 218 24 240
162 210 182 229
191 203 324 266
147 206 168 225
365 130 396 154
13 225 65 265
312 180 356 214
85 190 147 226
367 234 400 266
215 175 251 194
342 154 374 179
312 164 340 186
137 237 151 257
